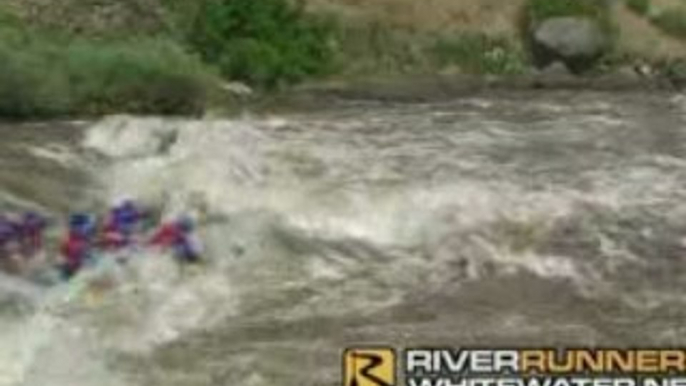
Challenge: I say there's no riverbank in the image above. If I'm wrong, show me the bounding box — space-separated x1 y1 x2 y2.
243 71 684 116
2 0 686 119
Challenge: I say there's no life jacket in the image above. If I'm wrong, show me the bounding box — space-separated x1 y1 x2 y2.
20 215 46 250
61 233 89 268
0 221 19 260
98 219 127 249
150 223 185 247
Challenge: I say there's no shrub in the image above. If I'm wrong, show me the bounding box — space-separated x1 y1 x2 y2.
651 8 686 40
430 34 526 75
625 0 651 16
0 18 216 118
0 46 66 118
63 38 214 115
0 21 71 118
188 0 333 88
159 0 205 39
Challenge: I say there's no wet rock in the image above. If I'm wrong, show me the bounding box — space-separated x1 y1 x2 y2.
615 65 643 81
539 61 573 77
528 61 576 89
220 82 254 97
532 17 609 73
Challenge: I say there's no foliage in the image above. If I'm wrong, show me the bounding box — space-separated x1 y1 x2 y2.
651 8 686 40
187 0 334 88
527 0 609 22
625 0 651 16
0 19 215 118
430 33 526 75
329 20 525 77
328 21 430 76
63 38 214 115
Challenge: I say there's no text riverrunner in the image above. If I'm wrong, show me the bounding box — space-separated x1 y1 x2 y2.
345 349 686 386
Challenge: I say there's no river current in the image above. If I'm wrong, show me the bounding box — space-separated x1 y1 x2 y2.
1 90 686 386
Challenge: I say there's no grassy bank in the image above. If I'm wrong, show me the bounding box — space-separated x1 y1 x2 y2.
651 8 686 40
0 0 529 118
0 9 215 118
1 0 685 119
623 0 686 41
329 21 526 78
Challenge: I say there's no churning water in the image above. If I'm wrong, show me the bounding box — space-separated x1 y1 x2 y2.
1 90 686 386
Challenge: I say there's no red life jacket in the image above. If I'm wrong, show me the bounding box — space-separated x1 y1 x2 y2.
100 220 126 249
60 233 88 268
150 224 184 247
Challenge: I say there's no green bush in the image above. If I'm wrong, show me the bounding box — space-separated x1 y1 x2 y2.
63 38 214 115
0 18 216 118
625 0 651 16
651 8 686 40
160 0 205 39
0 22 72 118
430 34 526 75
188 0 333 88
0 45 67 118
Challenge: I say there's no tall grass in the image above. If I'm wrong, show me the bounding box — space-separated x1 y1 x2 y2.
526 0 609 23
64 39 215 115
625 0 651 16
0 16 216 118
430 34 526 75
329 21 430 76
651 8 686 40
329 19 526 77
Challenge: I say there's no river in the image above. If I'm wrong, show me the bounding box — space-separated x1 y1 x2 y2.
1 90 686 386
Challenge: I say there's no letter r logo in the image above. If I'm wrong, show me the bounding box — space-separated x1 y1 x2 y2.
344 348 396 386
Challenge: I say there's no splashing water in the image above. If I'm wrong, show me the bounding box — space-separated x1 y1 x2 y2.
1 91 686 385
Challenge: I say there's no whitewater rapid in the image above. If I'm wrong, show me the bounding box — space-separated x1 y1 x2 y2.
1 90 686 386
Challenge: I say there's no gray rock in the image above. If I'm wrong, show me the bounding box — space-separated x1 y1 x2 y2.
532 17 609 73
220 82 254 97
539 61 573 76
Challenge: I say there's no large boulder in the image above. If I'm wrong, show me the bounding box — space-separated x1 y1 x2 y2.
531 16 609 73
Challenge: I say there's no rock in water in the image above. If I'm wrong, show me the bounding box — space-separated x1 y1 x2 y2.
532 17 608 73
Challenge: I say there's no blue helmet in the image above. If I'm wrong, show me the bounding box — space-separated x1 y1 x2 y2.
24 210 43 221
69 213 89 227
0 216 14 239
113 200 139 223
69 213 94 235
177 217 194 233
121 200 136 212
23 211 46 228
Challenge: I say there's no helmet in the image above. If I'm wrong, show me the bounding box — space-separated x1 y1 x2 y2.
177 217 194 233
23 211 43 221
23 211 46 227
113 200 138 222
121 200 136 211
69 213 93 234
0 216 13 237
69 213 89 226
